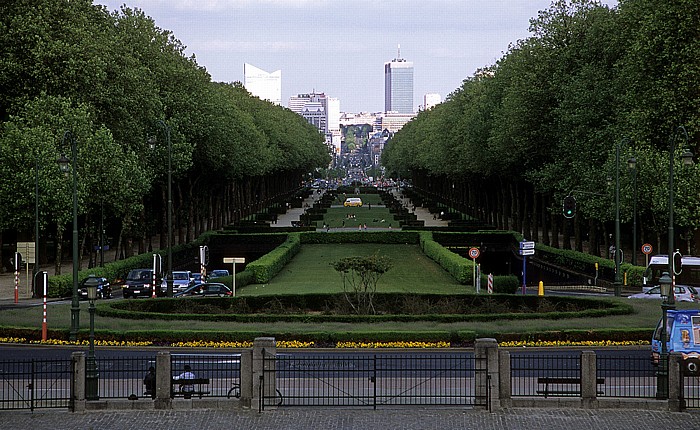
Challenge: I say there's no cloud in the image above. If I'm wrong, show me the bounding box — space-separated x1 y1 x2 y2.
197 39 302 53
132 0 324 12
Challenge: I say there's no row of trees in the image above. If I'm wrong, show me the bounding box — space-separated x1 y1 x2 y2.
382 0 700 258
0 0 330 273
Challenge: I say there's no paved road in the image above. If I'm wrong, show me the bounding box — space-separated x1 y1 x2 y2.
1 407 699 429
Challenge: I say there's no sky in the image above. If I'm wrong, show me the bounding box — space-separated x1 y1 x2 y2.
94 0 618 113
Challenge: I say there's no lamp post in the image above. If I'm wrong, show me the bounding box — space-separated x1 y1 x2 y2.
612 139 626 297
149 120 173 297
34 157 40 298
56 131 80 341
656 125 692 399
656 271 674 399
629 157 638 266
85 279 99 400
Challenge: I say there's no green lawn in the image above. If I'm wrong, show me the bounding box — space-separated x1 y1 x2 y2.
238 244 464 296
315 194 395 229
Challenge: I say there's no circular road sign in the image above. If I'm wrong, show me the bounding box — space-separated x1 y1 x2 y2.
468 247 480 259
641 243 653 255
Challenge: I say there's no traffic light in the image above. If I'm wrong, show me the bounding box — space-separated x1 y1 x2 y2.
563 195 576 218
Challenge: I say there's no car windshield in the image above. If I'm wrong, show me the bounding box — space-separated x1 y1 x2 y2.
173 272 189 280
127 270 151 281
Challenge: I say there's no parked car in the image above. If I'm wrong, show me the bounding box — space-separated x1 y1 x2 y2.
172 271 193 292
173 282 232 298
208 269 230 279
123 269 164 298
191 273 203 285
628 285 699 302
79 276 111 299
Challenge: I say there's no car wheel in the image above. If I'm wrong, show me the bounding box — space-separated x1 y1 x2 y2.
686 358 700 376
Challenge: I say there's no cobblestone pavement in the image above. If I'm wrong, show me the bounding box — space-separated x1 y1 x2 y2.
1 407 699 430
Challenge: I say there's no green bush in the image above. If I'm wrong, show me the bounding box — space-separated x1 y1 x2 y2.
246 233 301 283
419 231 472 284
300 231 419 244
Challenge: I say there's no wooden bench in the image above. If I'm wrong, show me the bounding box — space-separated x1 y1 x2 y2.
536 377 605 398
171 377 210 399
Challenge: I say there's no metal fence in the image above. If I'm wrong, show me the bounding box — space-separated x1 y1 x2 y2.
510 353 581 397
96 355 156 399
264 352 487 409
170 353 241 398
0 359 72 411
683 375 700 408
596 354 657 398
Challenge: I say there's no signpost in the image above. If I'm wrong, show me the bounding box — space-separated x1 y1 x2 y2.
519 241 536 295
468 247 480 293
16 242 35 297
642 243 653 268
223 257 245 297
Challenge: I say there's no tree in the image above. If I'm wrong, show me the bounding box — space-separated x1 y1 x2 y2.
331 255 392 315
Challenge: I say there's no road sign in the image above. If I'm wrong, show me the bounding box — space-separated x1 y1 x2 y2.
16 242 35 264
641 243 653 255
519 249 535 256
519 241 535 250
468 247 480 259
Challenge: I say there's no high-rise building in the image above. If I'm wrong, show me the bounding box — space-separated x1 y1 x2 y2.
244 63 281 105
289 92 342 155
423 93 442 110
384 45 414 114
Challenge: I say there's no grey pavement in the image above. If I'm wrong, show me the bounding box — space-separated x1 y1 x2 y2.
1 407 699 429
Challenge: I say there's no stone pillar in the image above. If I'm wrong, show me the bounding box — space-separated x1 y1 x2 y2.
154 351 172 409
498 350 511 408
252 337 276 409
474 338 499 411
668 352 682 412
239 349 253 408
71 352 86 412
580 351 597 407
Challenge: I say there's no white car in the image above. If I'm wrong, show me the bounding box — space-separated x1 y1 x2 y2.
628 285 699 302
171 270 193 292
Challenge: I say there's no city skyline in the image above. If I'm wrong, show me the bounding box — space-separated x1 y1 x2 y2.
94 0 619 113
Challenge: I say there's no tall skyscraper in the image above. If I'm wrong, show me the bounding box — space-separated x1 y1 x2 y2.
384 45 414 114
244 63 281 105
423 93 442 110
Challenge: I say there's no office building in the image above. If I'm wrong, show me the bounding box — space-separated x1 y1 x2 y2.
384 45 414 114
244 63 282 105
423 93 442 110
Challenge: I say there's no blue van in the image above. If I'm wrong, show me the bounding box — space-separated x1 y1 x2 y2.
652 309 700 375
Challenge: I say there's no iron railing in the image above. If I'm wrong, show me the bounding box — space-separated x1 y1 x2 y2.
0 359 72 411
96 355 156 399
510 353 581 397
596 354 657 398
263 352 486 409
170 353 241 398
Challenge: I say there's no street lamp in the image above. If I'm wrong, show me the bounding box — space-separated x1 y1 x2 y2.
612 138 628 297
149 120 173 297
656 125 692 399
656 271 674 399
33 157 40 298
628 156 638 266
56 131 80 341
85 279 99 400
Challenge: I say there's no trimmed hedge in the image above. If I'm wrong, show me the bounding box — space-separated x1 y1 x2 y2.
98 293 632 324
299 231 419 244
419 231 472 285
245 233 301 283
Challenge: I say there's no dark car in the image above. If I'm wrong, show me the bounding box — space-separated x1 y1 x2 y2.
79 276 111 299
123 268 164 298
173 282 232 298
208 269 230 279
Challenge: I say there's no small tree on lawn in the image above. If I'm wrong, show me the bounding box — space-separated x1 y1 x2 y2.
331 255 392 315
